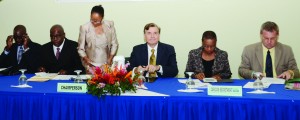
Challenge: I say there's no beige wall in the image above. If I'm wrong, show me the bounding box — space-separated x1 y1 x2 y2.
1 0 299 78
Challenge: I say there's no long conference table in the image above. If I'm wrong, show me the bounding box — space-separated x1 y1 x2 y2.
0 74 300 120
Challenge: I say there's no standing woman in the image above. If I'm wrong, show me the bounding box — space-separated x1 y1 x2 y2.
78 5 118 71
185 31 231 80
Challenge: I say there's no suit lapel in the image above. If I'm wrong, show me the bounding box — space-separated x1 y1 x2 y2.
142 44 148 66
156 43 163 64
102 21 112 44
12 44 19 65
275 44 282 69
255 44 263 71
57 39 69 62
101 21 113 55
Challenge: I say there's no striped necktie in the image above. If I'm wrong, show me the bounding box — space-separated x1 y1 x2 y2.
149 49 156 78
17 46 24 64
56 47 60 60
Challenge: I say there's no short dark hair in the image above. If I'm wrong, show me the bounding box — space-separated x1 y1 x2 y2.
202 31 217 42
13 25 26 33
144 23 161 34
91 5 104 17
50 24 65 34
260 21 279 34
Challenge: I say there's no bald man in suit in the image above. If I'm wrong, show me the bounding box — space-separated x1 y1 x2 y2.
38 25 84 75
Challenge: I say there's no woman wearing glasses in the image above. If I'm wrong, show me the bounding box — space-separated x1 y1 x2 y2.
184 31 232 80
77 5 118 72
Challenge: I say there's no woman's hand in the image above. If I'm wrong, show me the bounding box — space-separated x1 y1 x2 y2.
83 56 92 66
195 73 205 80
212 74 222 81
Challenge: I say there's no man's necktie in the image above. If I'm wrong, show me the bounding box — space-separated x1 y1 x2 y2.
265 50 273 77
56 47 60 60
17 46 24 64
149 49 156 78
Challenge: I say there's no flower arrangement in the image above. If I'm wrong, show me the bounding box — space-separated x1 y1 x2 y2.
87 64 138 98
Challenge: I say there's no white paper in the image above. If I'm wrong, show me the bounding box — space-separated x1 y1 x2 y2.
11 84 33 88
178 79 211 88
178 79 198 84
203 78 217 82
261 77 285 84
52 75 76 80
243 82 271 88
136 84 148 89
52 75 91 80
247 90 275 94
121 89 169 96
177 89 204 93
33 73 58 78
0 68 7 72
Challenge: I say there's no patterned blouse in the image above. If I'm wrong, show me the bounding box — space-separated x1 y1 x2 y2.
185 46 232 79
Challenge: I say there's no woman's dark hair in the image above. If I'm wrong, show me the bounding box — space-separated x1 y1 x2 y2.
91 5 104 17
201 31 217 42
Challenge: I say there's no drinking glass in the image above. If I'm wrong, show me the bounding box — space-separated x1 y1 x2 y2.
185 72 195 89
74 70 82 83
253 72 264 91
137 70 146 88
19 69 27 85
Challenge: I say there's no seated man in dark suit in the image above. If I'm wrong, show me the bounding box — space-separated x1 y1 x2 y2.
38 25 84 75
0 25 42 74
128 23 178 82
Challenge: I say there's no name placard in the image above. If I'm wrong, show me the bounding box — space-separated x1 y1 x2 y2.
208 86 242 96
57 83 87 93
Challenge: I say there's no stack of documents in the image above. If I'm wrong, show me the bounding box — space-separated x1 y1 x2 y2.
178 79 211 88
28 73 58 82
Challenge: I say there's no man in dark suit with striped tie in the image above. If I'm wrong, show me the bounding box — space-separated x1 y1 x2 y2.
38 25 84 75
128 23 178 82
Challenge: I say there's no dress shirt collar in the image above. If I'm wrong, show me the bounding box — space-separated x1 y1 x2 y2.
53 39 65 54
147 43 158 51
262 44 275 54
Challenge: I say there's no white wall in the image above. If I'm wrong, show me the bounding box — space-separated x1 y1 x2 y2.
1 0 299 78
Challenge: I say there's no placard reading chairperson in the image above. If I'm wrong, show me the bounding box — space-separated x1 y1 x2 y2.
57 83 87 93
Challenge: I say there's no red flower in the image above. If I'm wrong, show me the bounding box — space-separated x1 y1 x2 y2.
87 64 137 97
109 77 115 85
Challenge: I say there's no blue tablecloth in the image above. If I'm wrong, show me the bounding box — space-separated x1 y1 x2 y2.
0 74 300 120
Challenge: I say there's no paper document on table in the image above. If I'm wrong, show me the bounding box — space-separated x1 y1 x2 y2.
121 89 169 96
0 68 7 71
243 82 271 88
203 78 217 82
52 75 92 80
261 77 285 84
247 90 275 94
52 75 76 80
11 84 33 88
28 73 58 82
178 79 199 84
178 79 211 88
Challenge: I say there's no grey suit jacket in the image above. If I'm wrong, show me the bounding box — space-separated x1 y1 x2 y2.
238 42 299 79
77 20 118 66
